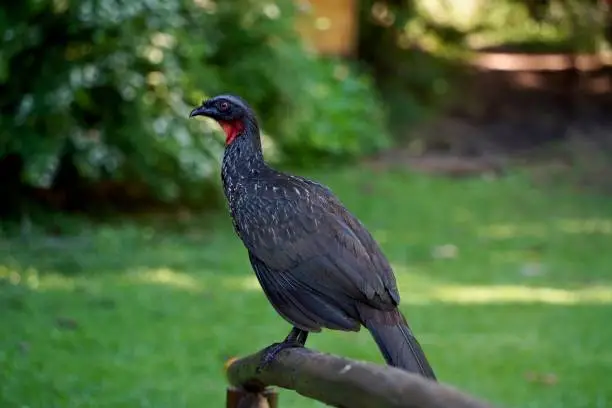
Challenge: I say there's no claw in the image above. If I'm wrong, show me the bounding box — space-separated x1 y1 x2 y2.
256 340 303 373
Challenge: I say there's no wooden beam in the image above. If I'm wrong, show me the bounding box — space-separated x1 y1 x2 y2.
226 346 497 408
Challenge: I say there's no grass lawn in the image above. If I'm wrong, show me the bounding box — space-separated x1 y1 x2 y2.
1 166 611 408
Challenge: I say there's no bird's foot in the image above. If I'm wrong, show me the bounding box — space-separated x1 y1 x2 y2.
256 340 303 373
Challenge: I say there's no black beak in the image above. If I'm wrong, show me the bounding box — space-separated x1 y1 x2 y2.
189 105 212 118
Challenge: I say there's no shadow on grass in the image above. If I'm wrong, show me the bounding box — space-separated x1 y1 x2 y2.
0 214 240 278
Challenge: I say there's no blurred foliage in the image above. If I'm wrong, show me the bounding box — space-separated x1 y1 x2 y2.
357 0 470 137
0 0 390 212
357 0 612 138
2 0 610 215
423 0 612 52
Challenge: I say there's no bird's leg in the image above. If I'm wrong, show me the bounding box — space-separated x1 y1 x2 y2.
256 327 308 372
293 327 309 346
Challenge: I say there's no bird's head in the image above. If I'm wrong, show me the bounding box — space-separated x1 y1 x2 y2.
189 94 256 145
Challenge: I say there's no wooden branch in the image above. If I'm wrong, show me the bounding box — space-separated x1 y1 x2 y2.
226 347 497 408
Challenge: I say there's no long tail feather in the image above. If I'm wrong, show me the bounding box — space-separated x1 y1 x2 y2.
364 310 437 380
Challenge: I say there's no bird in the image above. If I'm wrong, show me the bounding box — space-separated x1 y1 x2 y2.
189 94 437 380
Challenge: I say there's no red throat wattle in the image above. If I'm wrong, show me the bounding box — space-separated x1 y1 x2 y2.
219 120 245 145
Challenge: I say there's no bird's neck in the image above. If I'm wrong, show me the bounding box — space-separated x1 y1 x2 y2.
221 117 266 197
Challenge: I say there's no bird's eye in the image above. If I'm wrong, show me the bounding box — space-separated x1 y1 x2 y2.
219 101 229 111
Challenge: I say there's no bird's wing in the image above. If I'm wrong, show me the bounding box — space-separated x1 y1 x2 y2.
248 252 361 332
235 176 400 316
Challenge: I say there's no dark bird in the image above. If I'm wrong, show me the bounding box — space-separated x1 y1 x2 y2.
189 94 436 380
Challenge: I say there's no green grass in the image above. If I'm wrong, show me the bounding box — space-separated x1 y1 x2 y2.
2 167 612 408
